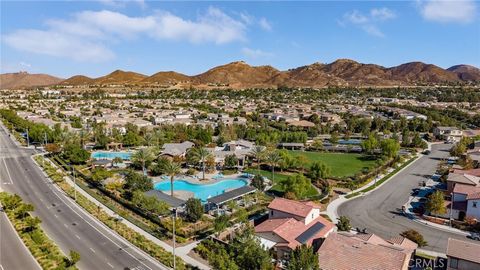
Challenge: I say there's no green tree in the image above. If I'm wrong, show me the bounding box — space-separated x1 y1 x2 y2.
131 191 169 216
266 150 282 183
63 144 89 164
380 139 400 158
149 156 171 176
425 190 446 217
190 147 212 180
185 198 203 222
231 229 273 270
131 147 155 175
337 216 351 231
24 216 41 232
214 215 229 233
287 245 319 270
91 168 113 184
224 154 238 169
163 160 181 196
308 161 331 185
124 170 153 192
251 174 265 191
400 229 427 247
282 174 311 200
250 145 266 170
361 134 378 155
68 250 81 267
112 156 123 167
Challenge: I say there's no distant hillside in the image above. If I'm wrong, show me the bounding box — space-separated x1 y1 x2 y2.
447 65 480 81
92 70 148 85
4 59 478 90
0 72 63 89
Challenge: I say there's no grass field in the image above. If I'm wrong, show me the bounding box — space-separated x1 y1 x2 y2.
288 151 378 178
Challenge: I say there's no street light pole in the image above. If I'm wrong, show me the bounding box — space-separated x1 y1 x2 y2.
173 207 176 270
72 166 77 201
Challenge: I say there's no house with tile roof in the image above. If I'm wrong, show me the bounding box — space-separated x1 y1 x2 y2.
254 198 335 262
316 232 417 270
446 238 480 270
446 170 480 221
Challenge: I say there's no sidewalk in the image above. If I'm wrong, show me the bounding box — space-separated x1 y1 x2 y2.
324 153 421 222
35 154 210 270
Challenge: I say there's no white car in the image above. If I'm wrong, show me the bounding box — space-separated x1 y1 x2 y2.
470 232 480 241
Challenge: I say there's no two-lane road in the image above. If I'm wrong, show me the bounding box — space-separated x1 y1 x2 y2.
338 143 478 253
0 123 168 270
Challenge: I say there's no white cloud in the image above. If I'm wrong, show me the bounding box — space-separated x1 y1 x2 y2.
419 0 477 23
241 47 273 58
20 62 31 68
3 29 115 62
370 8 396 21
3 7 254 62
259 17 272 31
98 0 146 9
341 8 395 37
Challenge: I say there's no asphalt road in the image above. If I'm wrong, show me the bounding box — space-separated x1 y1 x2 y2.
0 124 168 270
0 204 42 270
338 143 479 253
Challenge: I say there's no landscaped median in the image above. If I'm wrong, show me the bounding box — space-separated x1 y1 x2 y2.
33 155 186 270
345 155 418 199
0 192 78 270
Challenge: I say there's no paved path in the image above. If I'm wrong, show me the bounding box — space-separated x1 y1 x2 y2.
337 143 478 253
0 122 169 270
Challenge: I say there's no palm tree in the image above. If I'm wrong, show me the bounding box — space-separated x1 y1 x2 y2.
131 147 155 175
163 160 181 196
266 150 282 183
249 145 266 171
112 157 123 167
190 147 212 180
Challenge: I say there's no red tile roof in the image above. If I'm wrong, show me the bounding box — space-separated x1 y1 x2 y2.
454 184 480 198
467 191 480 200
447 238 480 264
453 168 480 177
255 216 334 250
318 233 412 270
267 197 315 218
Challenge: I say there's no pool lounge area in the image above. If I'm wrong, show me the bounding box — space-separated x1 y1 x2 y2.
154 178 248 202
91 151 133 160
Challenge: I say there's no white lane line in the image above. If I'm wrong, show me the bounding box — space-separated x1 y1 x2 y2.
89 248 96 253
75 234 81 240
0 264 4 270
54 214 58 218
2 158 13 185
107 262 114 268
63 223 68 228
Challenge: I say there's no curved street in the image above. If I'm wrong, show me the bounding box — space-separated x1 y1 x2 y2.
338 143 478 253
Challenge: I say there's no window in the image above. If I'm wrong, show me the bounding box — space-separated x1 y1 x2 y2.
449 258 458 269
473 202 477 208
271 210 274 216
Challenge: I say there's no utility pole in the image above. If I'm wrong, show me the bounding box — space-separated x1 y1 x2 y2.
173 208 177 270
72 166 77 201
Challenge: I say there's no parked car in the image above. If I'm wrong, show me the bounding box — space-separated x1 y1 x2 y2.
411 189 420 196
422 149 431 155
470 232 480 241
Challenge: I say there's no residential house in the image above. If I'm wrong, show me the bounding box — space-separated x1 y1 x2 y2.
446 238 480 270
433 127 463 142
446 169 480 220
316 232 417 270
161 141 195 158
255 198 335 261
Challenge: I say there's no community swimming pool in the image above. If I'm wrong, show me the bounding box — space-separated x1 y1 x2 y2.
154 179 247 202
91 151 132 160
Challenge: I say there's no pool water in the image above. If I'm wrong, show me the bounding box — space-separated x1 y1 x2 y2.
154 179 247 202
91 151 132 160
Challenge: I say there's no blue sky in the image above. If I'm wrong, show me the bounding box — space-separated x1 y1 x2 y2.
1 0 479 78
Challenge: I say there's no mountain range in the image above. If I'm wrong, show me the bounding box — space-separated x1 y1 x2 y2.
1 59 479 90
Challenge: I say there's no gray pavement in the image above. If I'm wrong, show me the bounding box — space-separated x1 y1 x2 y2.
338 143 479 253
0 124 169 270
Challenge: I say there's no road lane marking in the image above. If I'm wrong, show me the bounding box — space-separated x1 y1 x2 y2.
89 248 96 253
75 234 81 239
63 223 68 228
2 158 13 185
107 262 114 268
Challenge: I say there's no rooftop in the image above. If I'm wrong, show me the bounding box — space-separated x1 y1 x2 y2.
446 238 480 264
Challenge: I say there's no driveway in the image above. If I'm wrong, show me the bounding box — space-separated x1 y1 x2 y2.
338 143 479 253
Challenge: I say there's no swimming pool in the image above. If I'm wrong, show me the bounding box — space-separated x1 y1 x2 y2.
154 179 247 202
91 151 132 160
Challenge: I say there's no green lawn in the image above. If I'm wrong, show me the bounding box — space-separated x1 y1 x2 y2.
288 151 378 178
245 168 318 197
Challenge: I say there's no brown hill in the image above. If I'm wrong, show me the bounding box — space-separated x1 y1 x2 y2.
141 71 190 85
0 72 63 89
447 65 480 81
388 62 459 83
193 61 281 87
92 70 147 85
59 75 94 85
